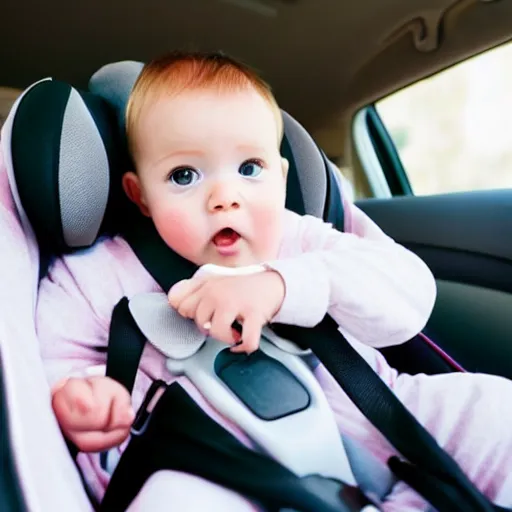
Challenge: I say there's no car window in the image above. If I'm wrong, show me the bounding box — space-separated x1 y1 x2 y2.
375 41 512 196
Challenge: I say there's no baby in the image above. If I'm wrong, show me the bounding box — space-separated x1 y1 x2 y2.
37 52 512 511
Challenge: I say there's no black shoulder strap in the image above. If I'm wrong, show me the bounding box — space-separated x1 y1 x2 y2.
272 317 508 512
315 156 507 509
105 297 147 394
121 209 197 293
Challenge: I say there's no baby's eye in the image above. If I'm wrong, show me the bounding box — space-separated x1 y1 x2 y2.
169 167 200 187
239 159 263 178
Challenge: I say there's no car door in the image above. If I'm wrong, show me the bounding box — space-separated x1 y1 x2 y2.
350 41 512 380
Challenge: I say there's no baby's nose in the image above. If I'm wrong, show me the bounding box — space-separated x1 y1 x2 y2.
207 183 241 212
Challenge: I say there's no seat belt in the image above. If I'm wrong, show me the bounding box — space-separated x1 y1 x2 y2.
104 299 372 512
106 171 509 511
105 297 146 393
272 317 510 512
100 381 370 512
105 297 510 512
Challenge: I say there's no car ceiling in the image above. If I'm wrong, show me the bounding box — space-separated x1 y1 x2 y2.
1 0 512 158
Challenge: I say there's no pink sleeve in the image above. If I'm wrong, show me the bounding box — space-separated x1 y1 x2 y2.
36 255 109 387
36 237 158 387
267 200 436 348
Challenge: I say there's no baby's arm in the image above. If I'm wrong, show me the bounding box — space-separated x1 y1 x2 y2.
37 253 134 452
268 201 436 348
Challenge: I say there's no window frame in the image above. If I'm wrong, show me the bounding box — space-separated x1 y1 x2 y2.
353 40 512 198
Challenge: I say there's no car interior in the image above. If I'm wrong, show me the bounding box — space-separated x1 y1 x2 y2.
1 0 512 510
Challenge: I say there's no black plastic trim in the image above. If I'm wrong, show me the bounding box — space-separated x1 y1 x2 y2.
403 244 512 295
215 349 311 421
365 105 412 196
356 192 512 262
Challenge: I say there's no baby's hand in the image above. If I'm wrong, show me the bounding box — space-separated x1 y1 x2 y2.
168 270 285 353
51 376 135 453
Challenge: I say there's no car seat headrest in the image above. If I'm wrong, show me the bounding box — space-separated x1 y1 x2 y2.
9 79 125 255
7 60 342 262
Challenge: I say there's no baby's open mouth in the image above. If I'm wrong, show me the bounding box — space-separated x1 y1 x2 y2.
212 228 241 247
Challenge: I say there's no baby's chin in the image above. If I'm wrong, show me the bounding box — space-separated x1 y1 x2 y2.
200 247 278 269
203 253 265 268
167 238 281 269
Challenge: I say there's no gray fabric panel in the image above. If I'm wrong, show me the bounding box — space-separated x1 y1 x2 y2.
59 89 110 247
88 61 144 133
129 292 206 360
282 110 326 218
341 435 396 500
129 293 314 360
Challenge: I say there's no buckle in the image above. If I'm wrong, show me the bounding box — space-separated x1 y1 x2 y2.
130 380 167 437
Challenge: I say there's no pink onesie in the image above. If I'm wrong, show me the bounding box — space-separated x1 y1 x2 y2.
36 200 512 511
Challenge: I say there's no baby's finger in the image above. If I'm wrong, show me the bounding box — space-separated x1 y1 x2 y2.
230 315 263 354
108 384 135 430
174 287 203 320
71 426 132 453
168 276 206 309
86 377 134 429
209 308 239 345
52 378 99 431
194 296 215 334
59 377 124 432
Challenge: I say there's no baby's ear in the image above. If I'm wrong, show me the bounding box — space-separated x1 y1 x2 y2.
122 172 150 217
281 158 289 179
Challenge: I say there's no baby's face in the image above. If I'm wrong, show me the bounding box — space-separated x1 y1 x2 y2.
125 86 288 267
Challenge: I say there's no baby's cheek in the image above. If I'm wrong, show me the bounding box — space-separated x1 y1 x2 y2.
151 207 203 261
252 203 284 258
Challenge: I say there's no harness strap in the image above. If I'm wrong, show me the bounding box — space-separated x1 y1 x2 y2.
105 297 146 394
100 382 370 512
389 457 510 512
317 155 509 510
273 317 510 512
104 177 510 511
104 292 510 512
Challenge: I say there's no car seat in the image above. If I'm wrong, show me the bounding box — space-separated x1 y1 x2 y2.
0 61 505 512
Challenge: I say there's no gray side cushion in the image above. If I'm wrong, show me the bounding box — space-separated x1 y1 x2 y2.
281 110 327 219
58 88 110 247
89 61 144 136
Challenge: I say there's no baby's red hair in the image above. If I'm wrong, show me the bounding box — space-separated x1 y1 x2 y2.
126 51 283 160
